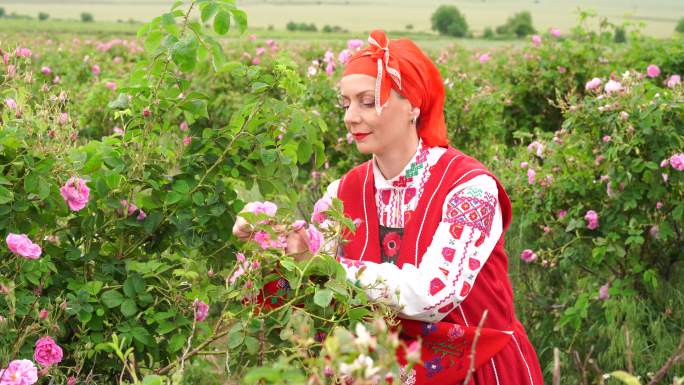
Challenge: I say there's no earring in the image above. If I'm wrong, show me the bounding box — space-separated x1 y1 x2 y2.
411 116 418 125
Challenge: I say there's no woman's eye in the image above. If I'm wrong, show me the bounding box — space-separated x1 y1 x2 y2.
362 101 375 108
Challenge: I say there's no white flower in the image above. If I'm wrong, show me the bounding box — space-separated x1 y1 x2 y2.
354 323 377 350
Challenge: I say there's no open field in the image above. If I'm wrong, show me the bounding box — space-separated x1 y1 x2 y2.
0 0 683 38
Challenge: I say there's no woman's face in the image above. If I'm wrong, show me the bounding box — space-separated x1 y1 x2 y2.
339 74 416 155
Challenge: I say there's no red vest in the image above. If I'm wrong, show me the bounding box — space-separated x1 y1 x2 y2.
337 147 516 383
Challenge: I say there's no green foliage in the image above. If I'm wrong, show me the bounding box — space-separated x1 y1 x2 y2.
615 26 627 43
676 17 684 34
286 21 317 32
80 12 93 22
38 12 49 21
0 7 5 18
430 5 468 37
496 10 536 38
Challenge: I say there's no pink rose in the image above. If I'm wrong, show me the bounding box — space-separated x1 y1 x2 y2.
15 48 32 58
255 47 266 56
33 336 63 367
105 81 116 91
527 169 536 185
0 359 38 385
347 39 364 51
182 136 192 146
656 201 663 209
60 177 90 211
666 74 681 88
646 64 660 78
251 58 260 66
243 201 278 217
142 108 151 117
584 210 599 230
520 161 528 169
38 309 48 320
306 224 323 254
193 299 209 322
41 66 52 75
604 80 623 94
179 121 189 131
527 141 543 157
5 98 17 110
136 209 146 221
478 53 491 64
52 75 60 84
602 135 611 142
558 210 567 219
91 64 100 76
6 233 42 259
405 340 421 363
67 376 77 385
669 153 684 171
325 62 335 76
58 112 68 125
531 35 542 46
550 28 561 37
520 249 537 263
338 49 352 64
249 34 256 41
598 284 610 300
292 219 307 231
311 196 332 225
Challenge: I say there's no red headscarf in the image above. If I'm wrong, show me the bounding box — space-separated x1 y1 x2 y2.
343 30 449 147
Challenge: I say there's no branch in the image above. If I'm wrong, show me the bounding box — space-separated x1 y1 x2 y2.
647 332 684 385
463 309 488 385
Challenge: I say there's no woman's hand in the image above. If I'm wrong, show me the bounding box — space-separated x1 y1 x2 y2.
232 215 253 241
286 227 313 261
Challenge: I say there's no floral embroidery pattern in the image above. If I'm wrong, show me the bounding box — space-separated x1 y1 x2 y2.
400 366 417 385
444 191 497 237
424 357 444 377
339 258 365 269
421 322 438 336
379 225 404 264
447 324 465 341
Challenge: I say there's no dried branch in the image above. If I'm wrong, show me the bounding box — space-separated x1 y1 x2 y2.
647 333 684 385
463 309 488 385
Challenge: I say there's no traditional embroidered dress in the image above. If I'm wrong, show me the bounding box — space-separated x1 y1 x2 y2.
320 139 544 385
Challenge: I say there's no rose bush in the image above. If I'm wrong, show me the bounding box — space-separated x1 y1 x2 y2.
0 3 682 385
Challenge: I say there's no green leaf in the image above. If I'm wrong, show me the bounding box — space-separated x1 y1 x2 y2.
141 375 164 385
200 2 219 23
227 327 244 348
213 10 231 35
0 185 14 204
171 36 198 72
244 336 259 354
230 9 248 33
313 288 333 307
120 299 138 317
297 141 312 164
243 367 281 384
144 31 164 54
609 371 641 385
168 332 187 352
123 275 145 297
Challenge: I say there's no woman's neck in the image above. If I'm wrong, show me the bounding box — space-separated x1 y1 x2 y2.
374 136 420 180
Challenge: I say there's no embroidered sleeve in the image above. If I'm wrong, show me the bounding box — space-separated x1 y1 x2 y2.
339 174 503 322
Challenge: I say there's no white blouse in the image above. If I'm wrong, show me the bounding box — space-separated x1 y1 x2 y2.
322 140 503 322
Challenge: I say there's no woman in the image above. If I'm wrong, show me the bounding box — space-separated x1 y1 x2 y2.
235 30 543 385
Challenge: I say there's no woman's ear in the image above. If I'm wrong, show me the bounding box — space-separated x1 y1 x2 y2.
411 107 421 120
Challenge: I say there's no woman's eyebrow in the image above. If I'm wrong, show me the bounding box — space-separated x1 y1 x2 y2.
340 90 374 98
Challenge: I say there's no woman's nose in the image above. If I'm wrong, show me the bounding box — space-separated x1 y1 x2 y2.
344 104 361 125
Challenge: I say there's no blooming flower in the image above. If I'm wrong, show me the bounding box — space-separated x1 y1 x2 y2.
656 201 663 209
347 39 364 51
338 49 352 64
15 48 32 58
670 153 684 171
5 98 17 110
520 249 537 263
193 299 209 322
478 53 491 64
91 64 100 76
666 74 681 88
405 340 421 363
311 196 332 225
136 210 146 221
251 58 260 65
646 64 660 78
604 80 623 94
0 359 38 385
598 284 610 300
550 28 561 37
531 35 542 46
60 177 90 211
58 112 68 125
527 169 536 185
255 47 266 56
602 135 611 142
38 309 48 320
34 336 63 367
354 323 377 350
182 136 192 146
325 61 334 76
6 233 42 260
105 81 116 91
67 377 77 385
584 210 599 230
243 201 278 217
307 225 323 254
41 66 52 75
520 161 528 169
179 121 189 131
527 141 543 158
558 210 567 219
